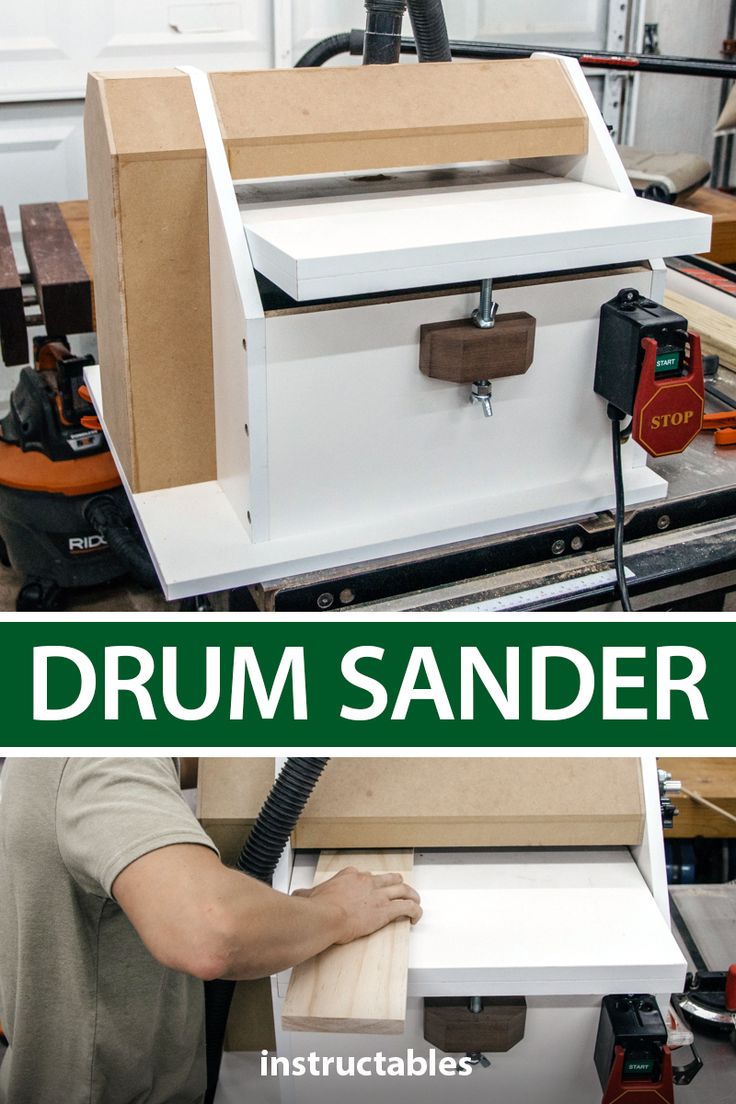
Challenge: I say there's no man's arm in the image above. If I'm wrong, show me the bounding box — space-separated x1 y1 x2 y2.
113 844 421 982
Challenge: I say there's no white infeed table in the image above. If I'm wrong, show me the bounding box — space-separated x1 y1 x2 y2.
286 849 685 998
241 168 708 301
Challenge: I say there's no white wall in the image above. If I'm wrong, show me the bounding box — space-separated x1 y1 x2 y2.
634 0 727 161
0 0 627 240
0 0 635 395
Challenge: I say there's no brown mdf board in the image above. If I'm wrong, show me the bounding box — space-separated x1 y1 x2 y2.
663 290 736 372
282 850 414 1035
678 187 736 265
84 70 216 492
661 757 736 839
292 758 645 849
197 756 275 858
0 207 27 367
224 977 275 1053
211 58 587 180
20 203 92 335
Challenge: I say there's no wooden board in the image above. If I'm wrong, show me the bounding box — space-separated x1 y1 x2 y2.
420 312 536 382
196 757 644 850
678 187 736 265
58 200 95 329
282 850 414 1034
212 59 587 181
196 756 275 844
294 757 644 848
661 757 736 838
0 207 27 366
663 289 736 371
19 203 92 335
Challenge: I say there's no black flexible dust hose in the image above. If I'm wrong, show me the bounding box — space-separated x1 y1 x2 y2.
406 0 451 63
294 31 361 68
204 757 330 1104
297 32 736 79
84 495 159 589
363 1 406 65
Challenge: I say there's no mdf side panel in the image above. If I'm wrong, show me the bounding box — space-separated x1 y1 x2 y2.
263 269 658 544
84 71 216 492
84 74 134 480
116 154 215 491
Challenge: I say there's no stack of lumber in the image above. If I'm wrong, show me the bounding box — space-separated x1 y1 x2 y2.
664 290 736 373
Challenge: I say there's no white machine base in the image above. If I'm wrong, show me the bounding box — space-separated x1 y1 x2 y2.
86 365 664 600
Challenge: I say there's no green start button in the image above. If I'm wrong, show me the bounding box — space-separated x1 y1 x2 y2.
654 348 682 377
624 1058 656 1077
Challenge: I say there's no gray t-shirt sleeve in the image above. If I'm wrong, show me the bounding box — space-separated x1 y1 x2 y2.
56 757 219 898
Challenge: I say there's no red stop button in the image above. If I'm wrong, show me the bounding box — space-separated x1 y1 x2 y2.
632 335 704 458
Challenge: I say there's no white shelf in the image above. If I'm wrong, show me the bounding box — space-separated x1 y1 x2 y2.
290 849 686 997
242 172 711 301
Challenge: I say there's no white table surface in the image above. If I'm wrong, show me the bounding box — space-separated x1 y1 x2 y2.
242 172 711 300
289 849 686 997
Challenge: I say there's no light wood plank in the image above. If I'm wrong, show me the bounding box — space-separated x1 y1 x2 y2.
664 289 736 371
282 850 414 1035
660 757 736 838
678 186 736 265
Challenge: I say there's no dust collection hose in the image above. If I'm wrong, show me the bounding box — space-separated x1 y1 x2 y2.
204 757 330 1104
84 495 159 590
406 0 451 63
362 1 406 65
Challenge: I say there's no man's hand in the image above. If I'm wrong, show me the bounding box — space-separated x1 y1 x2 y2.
293 868 422 943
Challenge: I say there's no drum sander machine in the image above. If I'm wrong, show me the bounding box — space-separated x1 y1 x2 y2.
0 336 158 611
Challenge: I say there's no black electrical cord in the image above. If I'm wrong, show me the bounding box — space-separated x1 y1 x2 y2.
610 412 633 612
84 495 159 589
203 757 330 1104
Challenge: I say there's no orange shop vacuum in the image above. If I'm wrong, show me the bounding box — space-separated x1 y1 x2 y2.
0 336 158 611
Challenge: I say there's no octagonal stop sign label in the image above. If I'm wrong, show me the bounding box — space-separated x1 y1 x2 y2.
632 335 704 458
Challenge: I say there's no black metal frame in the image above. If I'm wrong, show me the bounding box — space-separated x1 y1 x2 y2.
228 482 736 612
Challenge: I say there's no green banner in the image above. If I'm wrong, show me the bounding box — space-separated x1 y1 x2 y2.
1 617 732 746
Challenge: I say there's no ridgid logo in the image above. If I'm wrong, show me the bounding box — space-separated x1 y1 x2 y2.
68 534 108 554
